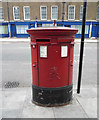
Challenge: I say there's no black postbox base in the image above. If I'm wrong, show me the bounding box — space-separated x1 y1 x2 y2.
32 84 73 107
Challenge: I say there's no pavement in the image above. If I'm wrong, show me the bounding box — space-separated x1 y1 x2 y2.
0 38 98 119
1 85 97 118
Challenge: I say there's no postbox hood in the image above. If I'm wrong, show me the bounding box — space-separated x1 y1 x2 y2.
27 27 78 37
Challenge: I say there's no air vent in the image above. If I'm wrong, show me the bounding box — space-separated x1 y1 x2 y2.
4 82 19 88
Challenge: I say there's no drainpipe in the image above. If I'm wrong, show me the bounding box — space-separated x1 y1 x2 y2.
7 0 11 37
62 2 66 27
35 17 37 28
89 22 92 38
53 20 56 27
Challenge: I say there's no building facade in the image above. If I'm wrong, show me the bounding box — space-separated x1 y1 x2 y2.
0 1 99 38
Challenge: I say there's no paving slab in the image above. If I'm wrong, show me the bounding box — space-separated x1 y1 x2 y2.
76 97 97 118
2 88 28 118
74 87 97 118
0 90 2 119
1 86 97 118
0 109 2 120
0 90 2 107
52 96 88 118
2 109 22 118
21 102 55 118
21 88 55 118
73 87 97 98
2 88 27 106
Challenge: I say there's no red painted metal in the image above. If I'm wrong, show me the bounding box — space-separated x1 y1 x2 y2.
27 27 78 88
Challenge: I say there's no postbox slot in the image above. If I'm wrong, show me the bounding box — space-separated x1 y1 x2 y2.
36 39 50 42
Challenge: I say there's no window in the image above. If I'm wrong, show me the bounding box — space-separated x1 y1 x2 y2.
97 6 99 20
30 24 35 28
37 23 42 27
42 24 53 27
57 24 62 26
71 25 89 34
13 6 20 20
80 5 83 20
0 7 4 21
0 25 8 34
40 6 47 20
71 25 82 34
23 6 30 20
51 6 58 20
16 25 28 34
68 5 75 20
85 25 89 34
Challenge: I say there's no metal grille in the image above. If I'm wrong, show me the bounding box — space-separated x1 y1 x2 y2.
4 81 19 88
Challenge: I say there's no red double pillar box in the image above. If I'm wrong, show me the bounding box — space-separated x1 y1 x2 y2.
27 27 78 106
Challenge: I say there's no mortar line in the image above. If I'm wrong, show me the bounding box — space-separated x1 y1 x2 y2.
19 87 30 118
75 96 89 118
52 107 57 120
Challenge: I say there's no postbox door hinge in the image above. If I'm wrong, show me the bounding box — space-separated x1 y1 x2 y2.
70 60 73 67
70 42 74 46
33 61 38 69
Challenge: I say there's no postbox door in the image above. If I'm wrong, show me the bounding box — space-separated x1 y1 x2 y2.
31 44 39 86
68 43 74 85
38 44 69 88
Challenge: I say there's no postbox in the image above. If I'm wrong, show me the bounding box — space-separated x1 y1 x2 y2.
27 27 78 106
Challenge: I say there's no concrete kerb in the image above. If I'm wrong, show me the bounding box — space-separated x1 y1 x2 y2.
0 38 98 43
74 38 98 43
0 38 30 42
